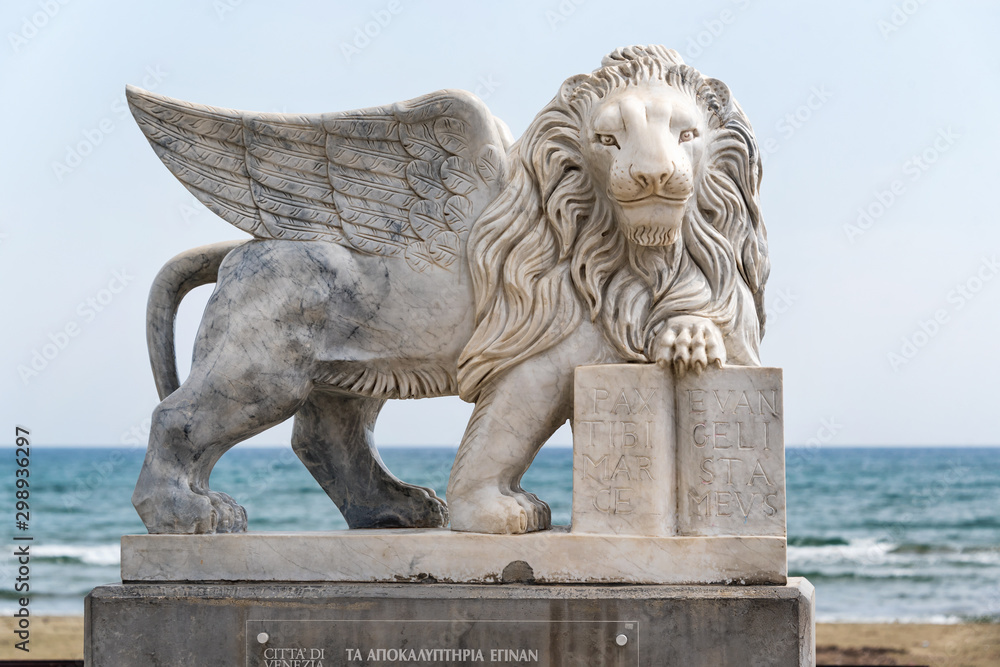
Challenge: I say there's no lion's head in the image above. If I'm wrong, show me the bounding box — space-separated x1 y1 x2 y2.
457 45 769 402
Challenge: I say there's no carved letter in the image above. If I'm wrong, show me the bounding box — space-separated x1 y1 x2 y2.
748 459 773 487
577 420 603 447
584 454 608 482
632 388 656 414
719 457 740 485
637 456 653 480
615 488 633 514
593 388 610 413
716 491 733 516
621 421 638 448
758 389 778 417
593 488 611 512
693 422 708 447
611 455 632 480
734 492 757 518
688 389 706 414
713 390 734 412
713 421 730 448
700 457 714 484
737 421 754 450
688 490 709 517
612 390 632 415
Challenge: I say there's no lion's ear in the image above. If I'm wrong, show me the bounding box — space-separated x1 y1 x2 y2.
559 74 590 104
705 78 732 111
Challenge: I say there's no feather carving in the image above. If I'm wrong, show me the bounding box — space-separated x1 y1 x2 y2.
127 86 509 271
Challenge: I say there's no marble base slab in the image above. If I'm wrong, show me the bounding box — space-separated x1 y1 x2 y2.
122 527 786 585
87 579 814 666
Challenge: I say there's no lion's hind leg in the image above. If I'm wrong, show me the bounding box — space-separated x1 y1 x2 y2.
133 357 311 534
291 390 448 528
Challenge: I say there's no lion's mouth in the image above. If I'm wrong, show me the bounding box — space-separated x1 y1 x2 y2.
615 195 688 247
617 194 691 206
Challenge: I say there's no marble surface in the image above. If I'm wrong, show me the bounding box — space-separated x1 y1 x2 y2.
127 44 768 535
572 364 676 536
120 528 786 585
676 366 785 536
571 364 785 541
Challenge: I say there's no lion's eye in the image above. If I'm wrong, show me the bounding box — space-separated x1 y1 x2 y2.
679 128 699 143
597 134 619 148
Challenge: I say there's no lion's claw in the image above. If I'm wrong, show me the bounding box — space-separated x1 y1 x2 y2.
690 327 708 374
652 315 726 376
207 491 248 533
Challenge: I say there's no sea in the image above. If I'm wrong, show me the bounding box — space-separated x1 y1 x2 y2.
2 445 998 623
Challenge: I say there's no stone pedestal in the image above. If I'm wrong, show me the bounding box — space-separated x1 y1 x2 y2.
90 365 811 665
86 579 815 666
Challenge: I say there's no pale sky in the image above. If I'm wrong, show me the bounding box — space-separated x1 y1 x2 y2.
3 1 999 447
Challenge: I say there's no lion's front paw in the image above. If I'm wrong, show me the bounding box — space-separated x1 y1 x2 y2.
651 315 726 376
448 488 550 534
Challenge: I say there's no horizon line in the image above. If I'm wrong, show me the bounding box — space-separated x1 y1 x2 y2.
3 443 1000 449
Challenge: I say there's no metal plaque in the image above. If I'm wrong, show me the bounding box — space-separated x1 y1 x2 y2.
246 618 639 666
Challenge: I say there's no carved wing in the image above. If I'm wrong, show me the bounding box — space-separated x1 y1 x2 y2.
126 86 509 271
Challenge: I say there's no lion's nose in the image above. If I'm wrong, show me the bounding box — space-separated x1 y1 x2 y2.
629 162 675 191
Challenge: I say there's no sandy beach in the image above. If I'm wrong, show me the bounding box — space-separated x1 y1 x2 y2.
817 623 1000 666
3 617 998 665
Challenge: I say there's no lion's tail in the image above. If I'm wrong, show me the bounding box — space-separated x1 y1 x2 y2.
147 240 244 400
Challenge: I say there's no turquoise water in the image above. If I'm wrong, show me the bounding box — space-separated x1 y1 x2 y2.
1 446 998 622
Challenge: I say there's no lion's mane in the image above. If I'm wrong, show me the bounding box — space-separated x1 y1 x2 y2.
457 45 769 402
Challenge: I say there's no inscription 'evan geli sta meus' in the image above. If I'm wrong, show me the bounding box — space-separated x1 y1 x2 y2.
677 368 785 537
